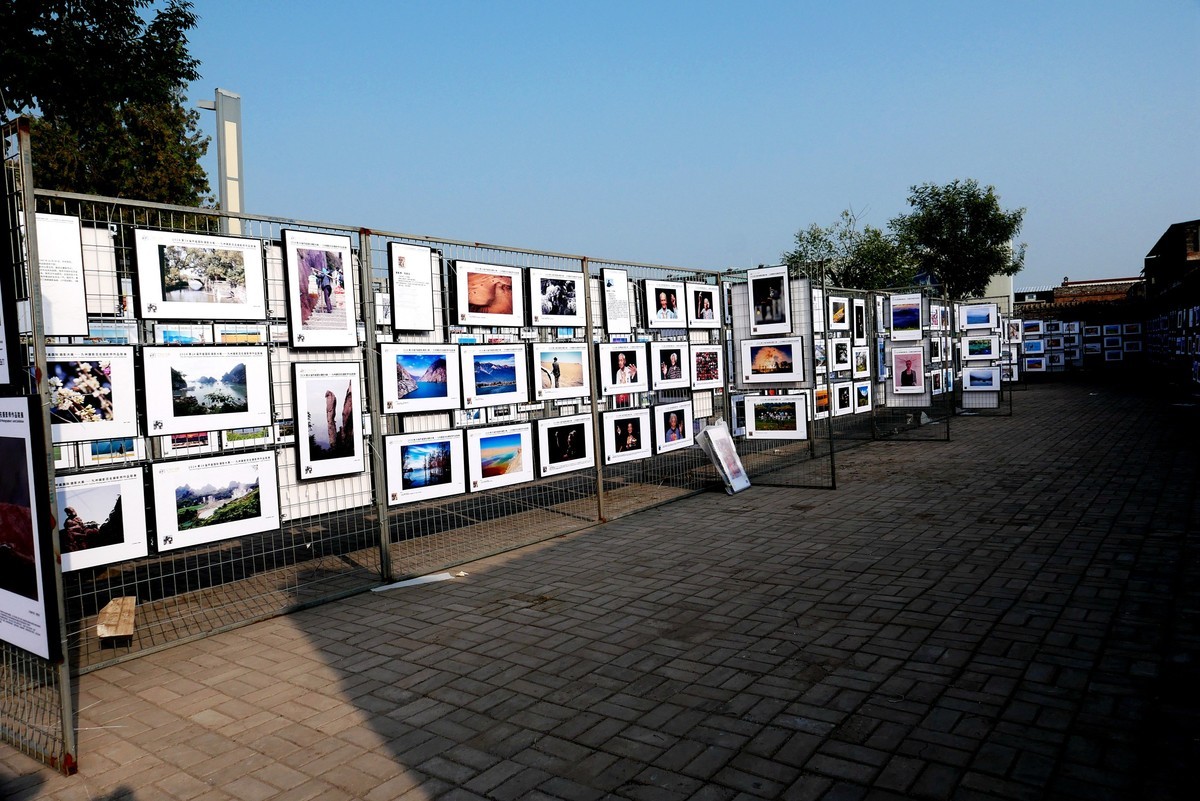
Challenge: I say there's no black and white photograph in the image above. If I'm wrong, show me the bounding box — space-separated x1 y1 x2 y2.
530 268 586 327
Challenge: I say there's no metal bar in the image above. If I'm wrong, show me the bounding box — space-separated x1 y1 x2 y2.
359 230 392 582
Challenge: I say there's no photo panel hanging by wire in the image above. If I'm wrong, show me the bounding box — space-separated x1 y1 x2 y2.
46 345 139 443
745 394 809 440
460 343 531 409
388 241 438 332
454 261 525 328
537 413 594 478
282 229 358 348
602 408 652 464
533 342 592 401
740 336 805 384
650 341 691 391
685 282 721 329
141 346 272 436
135 229 267 321
644 279 686 329
653 400 695 454
380 342 462 414
56 467 149 572
529 267 587 328
466 423 535 492
747 265 791 336
384 430 465 505
292 361 366 481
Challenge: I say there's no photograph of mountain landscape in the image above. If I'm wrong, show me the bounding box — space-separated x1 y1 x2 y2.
172 359 248 417
153 452 280 552
294 363 365 480
56 467 148 572
460 345 529 408
380 344 460 413
143 347 271 436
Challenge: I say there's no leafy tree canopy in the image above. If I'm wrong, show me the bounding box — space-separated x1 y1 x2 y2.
782 208 913 290
1 0 211 206
891 179 1025 299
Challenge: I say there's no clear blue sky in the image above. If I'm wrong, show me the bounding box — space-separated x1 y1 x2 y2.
186 1 1199 289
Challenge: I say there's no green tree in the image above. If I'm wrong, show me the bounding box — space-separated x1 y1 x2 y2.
890 179 1025 299
782 209 912 289
1 0 211 206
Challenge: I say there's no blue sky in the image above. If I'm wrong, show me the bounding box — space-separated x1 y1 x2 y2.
186 1 1198 289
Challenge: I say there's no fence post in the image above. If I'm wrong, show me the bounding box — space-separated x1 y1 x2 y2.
357 230 393 582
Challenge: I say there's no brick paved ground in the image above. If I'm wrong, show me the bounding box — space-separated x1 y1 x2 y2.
2 379 1197 800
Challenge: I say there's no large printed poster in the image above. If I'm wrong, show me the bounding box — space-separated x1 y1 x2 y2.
0 397 53 659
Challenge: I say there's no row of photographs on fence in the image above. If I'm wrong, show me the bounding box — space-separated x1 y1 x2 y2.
51 399 702 573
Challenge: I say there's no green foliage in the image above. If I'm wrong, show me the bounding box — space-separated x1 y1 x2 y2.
782 209 913 290
1 0 211 206
890 179 1026 299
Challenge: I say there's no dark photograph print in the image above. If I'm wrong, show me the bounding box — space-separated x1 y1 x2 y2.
171 360 249 417
402 440 454 489
59 484 124 554
748 343 793 376
753 276 786 325
174 463 262 532
0 436 37 600
547 421 587 464
49 359 114 424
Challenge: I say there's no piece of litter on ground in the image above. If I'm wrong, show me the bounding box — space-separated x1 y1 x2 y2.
454 571 469 577
372 572 456 592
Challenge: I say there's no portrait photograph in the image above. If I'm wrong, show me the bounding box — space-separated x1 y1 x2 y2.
293 362 365 481
685 282 720 329
534 343 591 401
530 268 586 327
654 401 694 454
380 343 462 414
152 450 280 552
891 347 926 393
460 344 531 408
930 369 944 396
598 342 648 397
56 467 148 572
889 293 923 341
740 336 804 384
747 265 791 336
135 229 266 320
142 346 271 436
602 408 652 465
384 430 465 505
537 414 594 477
650 341 691 391
282 229 358 348
466 423 535 492
454 261 525 327
746 395 808 440
691 344 724 390
46 345 138 444
644 279 686 329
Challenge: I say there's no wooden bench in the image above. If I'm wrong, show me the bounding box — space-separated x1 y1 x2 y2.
96 597 136 645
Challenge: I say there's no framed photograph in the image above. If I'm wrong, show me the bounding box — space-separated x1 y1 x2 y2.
282 229 357 348
530 268 586 327
1007 319 1024 342
746 394 808 439
930 369 944 396
1124 340 1142 353
34 213 89 336
79 436 146 466
601 268 633 335
832 382 854 416
1063 321 1081 334
0 397 56 659
293 362 365 481
891 347 925 393
1105 350 1124 362
466 423 534 491
889 293 923 341
691 344 724 390
537 414 594 477
813 386 831 420
828 296 850 331
388 242 437 332
77 320 140 346
929 337 942 363
142 346 271 436
1000 361 1019 382
153 323 213 344
812 288 826 333
1083 325 1101 337
1044 336 1064 350
1123 322 1142 335
963 335 1000 361
151 450 280 552
602 408 652 464
1048 352 1065 367
729 394 747 436
740 336 804 384
1023 320 1044 337
685 283 720 329
454 261 524 327
1023 339 1045 355
963 366 1001 391
813 341 827 372
654 401 694 454
1102 323 1121 336
959 303 997 330
644 279 685 329
650 342 690 391
384 429 465 505
747 265 791 336
47 346 139 444
853 381 872 413
851 346 870 378
221 425 274 450
460 344 531 408
56 468 149 572
161 430 218 455
598 343 648 397
852 298 867 344
831 339 852 371
380 343 462 414
874 295 886 333
213 323 269 344
1025 356 1047 372
134 229 266 320
1044 321 1062 334
1084 341 1102 355
1103 336 1122 349
533 342 592 401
